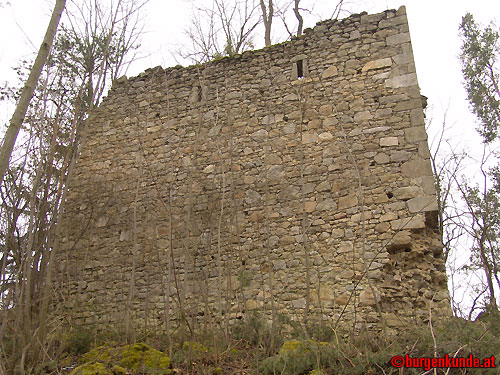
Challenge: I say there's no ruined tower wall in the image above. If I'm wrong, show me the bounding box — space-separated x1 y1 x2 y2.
58 6 451 332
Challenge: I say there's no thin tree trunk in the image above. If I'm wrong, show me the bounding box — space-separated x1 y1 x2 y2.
260 0 273 47
293 0 303 37
0 0 66 186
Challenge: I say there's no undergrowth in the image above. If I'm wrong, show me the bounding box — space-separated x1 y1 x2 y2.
40 312 500 374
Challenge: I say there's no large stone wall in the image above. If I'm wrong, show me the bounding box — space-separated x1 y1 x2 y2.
57 6 451 333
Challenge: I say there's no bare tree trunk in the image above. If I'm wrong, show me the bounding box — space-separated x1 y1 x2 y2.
0 0 66 186
293 0 303 37
260 0 273 47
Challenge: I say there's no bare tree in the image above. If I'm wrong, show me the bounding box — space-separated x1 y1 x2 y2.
183 0 261 63
293 0 303 36
0 0 66 187
260 0 273 46
0 0 147 372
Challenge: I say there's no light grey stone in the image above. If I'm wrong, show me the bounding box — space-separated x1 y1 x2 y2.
354 111 373 122
387 33 411 46
251 129 268 141
405 126 427 143
385 73 418 88
407 196 438 213
401 159 433 178
380 137 399 146
362 58 392 72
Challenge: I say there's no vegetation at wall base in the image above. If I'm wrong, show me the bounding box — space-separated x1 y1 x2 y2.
28 312 500 375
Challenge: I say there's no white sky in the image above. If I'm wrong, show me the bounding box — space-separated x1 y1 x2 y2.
0 0 499 314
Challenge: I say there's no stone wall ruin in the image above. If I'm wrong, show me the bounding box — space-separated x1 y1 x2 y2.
57 6 451 333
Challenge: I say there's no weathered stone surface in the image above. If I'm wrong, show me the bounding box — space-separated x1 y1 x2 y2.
374 153 390 164
318 132 333 142
322 65 338 78
302 133 318 144
393 186 420 200
359 289 379 306
363 126 390 134
380 137 399 147
401 160 433 178
405 126 427 143
57 6 450 334
386 33 411 46
410 108 425 126
375 222 390 233
385 73 418 88
354 111 373 122
407 196 438 213
388 230 412 249
390 215 425 230
390 150 411 162
304 201 317 212
251 129 268 140
338 194 358 209
362 58 392 72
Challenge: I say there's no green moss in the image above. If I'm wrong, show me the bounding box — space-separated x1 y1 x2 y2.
121 342 170 372
82 345 113 364
111 365 127 375
279 339 306 354
308 370 325 375
279 339 328 355
209 366 223 375
71 362 111 375
75 343 170 374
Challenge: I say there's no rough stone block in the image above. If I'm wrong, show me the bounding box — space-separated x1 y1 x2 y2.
338 194 358 209
407 196 438 213
251 129 268 141
410 108 425 126
420 176 437 195
401 159 433 178
305 201 317 212
302 133 318 144
390 150 411 162
404 126 427 143
388 230 412 249
380 137 399 147
374 153 390 164
386 33 411 46
393 186 420 200
322 65 338 78
318 132 334 142
362 58 392 73
375 222 390 233
354 111 373 122
385 73 418 88
390 215 425 230
364 126 391 134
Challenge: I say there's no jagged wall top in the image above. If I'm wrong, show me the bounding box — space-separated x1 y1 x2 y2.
111 7 408 89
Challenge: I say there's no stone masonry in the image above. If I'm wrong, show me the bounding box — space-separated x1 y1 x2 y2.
57 6 451 333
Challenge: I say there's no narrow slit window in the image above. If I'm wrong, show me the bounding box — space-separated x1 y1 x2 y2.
296 60 304 78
